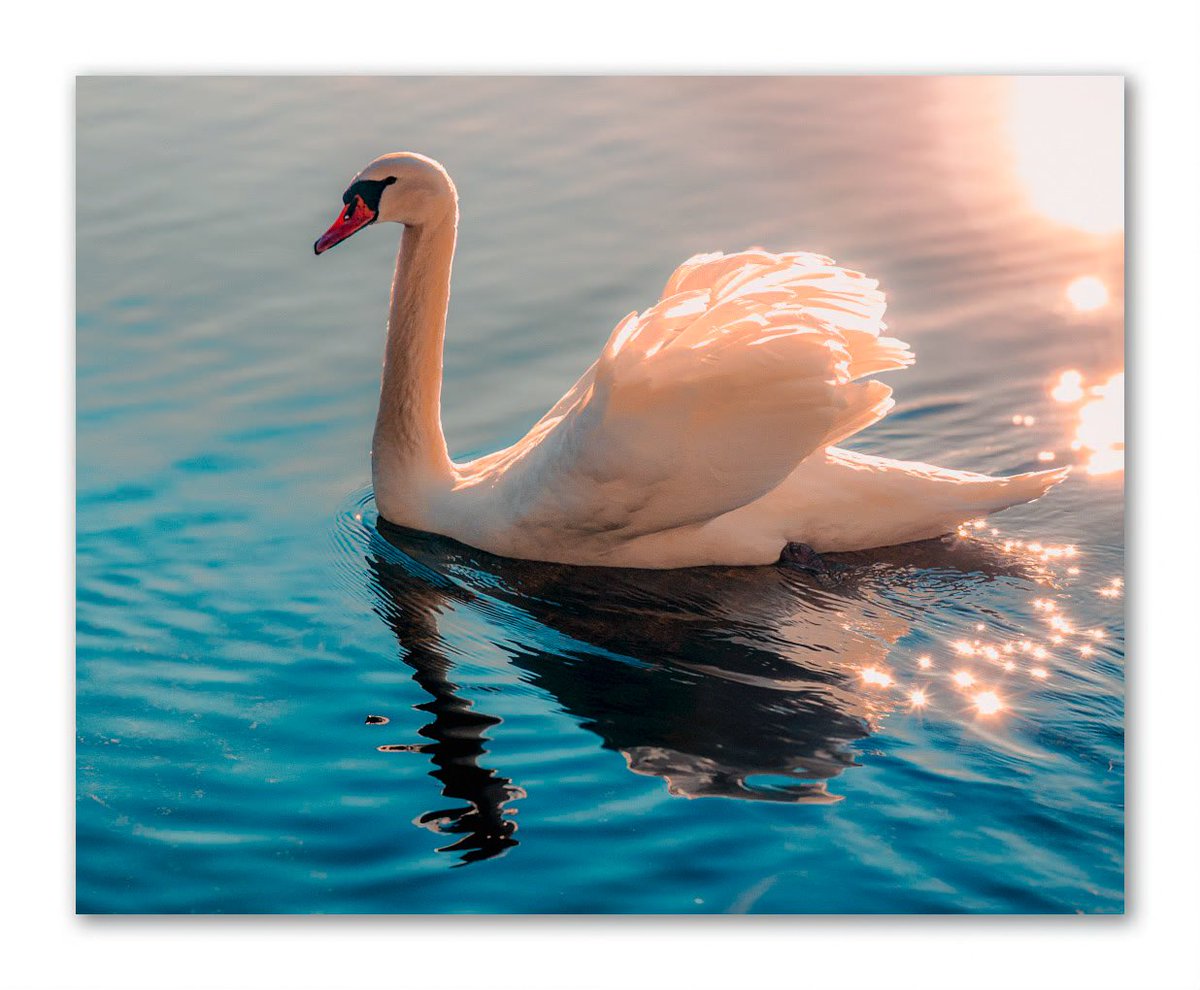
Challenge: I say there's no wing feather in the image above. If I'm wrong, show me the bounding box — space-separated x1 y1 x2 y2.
471 250 910 549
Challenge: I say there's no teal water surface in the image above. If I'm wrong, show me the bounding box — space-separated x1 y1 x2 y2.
76 76 1124 913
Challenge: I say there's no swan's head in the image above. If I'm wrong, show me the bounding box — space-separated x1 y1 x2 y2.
314 152 456 255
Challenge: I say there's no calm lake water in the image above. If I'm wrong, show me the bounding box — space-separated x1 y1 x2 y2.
76 76 1124 913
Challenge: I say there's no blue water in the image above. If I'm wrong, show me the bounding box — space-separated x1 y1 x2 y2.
76 76 1124 913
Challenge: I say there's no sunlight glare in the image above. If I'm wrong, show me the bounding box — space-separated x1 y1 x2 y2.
974 691 1004 716
1076 373 1124 475
861 668 893 688
1006 77 1123 234
1051 370 1085 404
1067 275 1109 312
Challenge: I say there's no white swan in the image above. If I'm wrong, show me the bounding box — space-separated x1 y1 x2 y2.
315 153 1067 569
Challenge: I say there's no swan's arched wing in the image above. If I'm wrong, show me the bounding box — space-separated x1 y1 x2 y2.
469 251 913 548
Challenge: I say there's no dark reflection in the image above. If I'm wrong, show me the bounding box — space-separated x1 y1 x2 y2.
363 516 1046 864
368 556 524 865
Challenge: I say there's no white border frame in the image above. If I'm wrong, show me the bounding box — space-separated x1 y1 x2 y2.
4 1 1197 988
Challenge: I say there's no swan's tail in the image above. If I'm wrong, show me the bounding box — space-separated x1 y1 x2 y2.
887 462 1071 549
785 451 1073 552
960 465 1071 515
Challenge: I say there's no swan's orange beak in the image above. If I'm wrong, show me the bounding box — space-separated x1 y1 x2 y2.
314 195 375 255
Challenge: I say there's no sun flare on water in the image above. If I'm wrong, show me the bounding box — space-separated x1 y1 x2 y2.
1048 370 1124 475
1066 275 1110 312
1006 77 1123 235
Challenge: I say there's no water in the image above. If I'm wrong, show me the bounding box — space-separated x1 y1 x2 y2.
76 76 1124 913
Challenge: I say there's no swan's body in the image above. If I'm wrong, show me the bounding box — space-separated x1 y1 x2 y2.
316 153 1066 569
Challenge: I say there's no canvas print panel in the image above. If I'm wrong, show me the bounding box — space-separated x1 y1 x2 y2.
76 75 1124 913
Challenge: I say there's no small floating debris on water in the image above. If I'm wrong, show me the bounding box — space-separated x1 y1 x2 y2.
364 714 390 725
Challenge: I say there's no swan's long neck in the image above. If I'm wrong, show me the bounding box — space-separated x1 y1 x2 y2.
372 210 457 524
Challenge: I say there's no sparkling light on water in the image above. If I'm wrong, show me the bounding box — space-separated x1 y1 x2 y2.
842 517 1122 750
1066 275 1109 311
974 691 1004 715
1077 373 1124 475
861 668 893 687
1048 369 1124 475
1051 370 1086 403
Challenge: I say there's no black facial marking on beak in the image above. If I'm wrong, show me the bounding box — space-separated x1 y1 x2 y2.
314 176 398 255
342 175 398 213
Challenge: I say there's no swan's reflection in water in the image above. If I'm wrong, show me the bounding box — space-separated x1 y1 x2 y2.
363 517 1045 864
368 574 525 864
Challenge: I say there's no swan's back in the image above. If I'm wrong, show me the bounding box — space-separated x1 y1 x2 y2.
447 251 920 559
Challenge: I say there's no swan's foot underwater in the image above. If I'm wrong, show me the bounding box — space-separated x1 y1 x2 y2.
778 542 845 587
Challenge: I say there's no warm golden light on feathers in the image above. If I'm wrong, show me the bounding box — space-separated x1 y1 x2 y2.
321 154 1069 568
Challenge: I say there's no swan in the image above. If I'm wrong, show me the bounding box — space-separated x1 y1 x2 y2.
314 152 1067 570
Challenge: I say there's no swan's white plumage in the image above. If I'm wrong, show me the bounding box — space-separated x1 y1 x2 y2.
434 250 1064 567
327 154 1066 569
